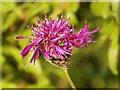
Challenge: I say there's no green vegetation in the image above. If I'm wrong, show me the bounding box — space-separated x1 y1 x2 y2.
2 2 118 88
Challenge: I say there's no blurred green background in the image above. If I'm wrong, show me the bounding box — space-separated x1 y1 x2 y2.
1 1 118 88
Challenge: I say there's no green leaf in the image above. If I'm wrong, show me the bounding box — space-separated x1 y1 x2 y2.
65 12 78 25
36 2 50 14
2 55 6 64
64 2 80 13
2 2 16 14
2 80 17 88
2 45 27 71
108 23 118 75
97 20 115 47
90 2 111 19
97 20 118 75
37 74 52 88
2 11 17 32
24 3 50 20
111 2 118 23
2 45 21 64
99 20 115 35
24 60 43 76
50 8 62 18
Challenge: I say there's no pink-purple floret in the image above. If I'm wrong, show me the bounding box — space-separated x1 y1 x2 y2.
16 16 100 64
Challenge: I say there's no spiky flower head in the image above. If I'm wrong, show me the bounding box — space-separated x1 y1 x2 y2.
16 15 100 70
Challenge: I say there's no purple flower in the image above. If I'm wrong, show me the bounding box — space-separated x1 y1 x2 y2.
16 15 100 69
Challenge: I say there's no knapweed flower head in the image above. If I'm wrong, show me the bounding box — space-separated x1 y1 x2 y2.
16 15 100 70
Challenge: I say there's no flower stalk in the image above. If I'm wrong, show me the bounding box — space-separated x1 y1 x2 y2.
64 69 76 90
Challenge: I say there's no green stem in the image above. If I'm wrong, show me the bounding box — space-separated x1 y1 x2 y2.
64 69 77 90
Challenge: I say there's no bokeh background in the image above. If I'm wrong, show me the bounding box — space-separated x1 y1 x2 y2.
1 1 118 88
